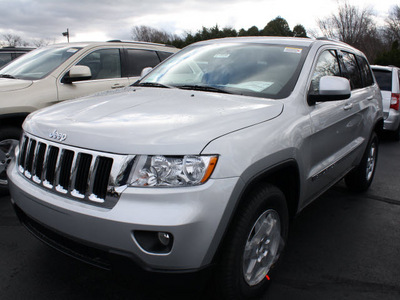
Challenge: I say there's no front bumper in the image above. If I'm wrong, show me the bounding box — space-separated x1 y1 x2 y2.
7 158 239 272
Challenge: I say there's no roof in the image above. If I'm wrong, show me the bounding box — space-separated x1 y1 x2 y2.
371 65 398 71
40 40 176 50
190 36 364 56
0 46 35 51
193 36 315 47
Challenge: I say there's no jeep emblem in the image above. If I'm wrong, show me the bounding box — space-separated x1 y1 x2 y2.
49 130 67 142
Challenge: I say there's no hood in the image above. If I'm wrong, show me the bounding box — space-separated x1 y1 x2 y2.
0 78 33 92
24 87 284 155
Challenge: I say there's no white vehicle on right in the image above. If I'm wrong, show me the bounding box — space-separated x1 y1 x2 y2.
371 65 400 140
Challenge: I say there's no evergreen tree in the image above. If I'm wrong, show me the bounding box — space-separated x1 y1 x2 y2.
261 17 292 36
293 25 307 37
375 41 400 67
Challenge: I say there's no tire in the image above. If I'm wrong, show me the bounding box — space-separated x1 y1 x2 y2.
0 126 21 196
345 132 378 192
215 184 289 299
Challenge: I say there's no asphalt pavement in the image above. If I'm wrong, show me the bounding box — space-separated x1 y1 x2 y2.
1 139 400 300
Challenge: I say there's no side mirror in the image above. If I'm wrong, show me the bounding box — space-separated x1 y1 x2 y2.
140 67 153 78
63 65 92 83
308 76 351 105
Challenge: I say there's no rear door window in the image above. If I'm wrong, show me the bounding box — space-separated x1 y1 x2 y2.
126 49 161 77
356 56 374 87
372 69 392 91
340 51 363 90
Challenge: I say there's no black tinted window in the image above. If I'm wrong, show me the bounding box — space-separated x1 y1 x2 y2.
372 69 392 91
14 53 26 58
0 52 12 67
310 50 340 94
157 51 173 61
126 49 161 76
341 51 363 90
356 55 374 87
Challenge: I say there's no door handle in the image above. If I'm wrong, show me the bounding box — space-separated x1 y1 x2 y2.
367 96 374 100
111 84 125 89
343 103 353 110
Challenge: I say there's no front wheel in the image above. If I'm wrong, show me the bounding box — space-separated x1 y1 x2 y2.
215 184 289 299
345 132 378 192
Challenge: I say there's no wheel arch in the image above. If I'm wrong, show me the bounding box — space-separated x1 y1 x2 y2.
237 160 300 221
374 117 384 138
210 159 300 265
0 113 30 129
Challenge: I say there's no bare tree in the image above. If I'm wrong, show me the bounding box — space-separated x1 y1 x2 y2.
32 39 50 47
317 1 382 61
318 1 376 45
2 34 30 47
384 5 400 44
131 25 177 44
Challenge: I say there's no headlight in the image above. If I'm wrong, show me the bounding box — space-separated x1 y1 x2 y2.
129 155 218 187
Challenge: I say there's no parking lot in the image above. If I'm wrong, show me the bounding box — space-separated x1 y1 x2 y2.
1 138 400 300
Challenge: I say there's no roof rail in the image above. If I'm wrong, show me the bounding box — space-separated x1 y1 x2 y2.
1 46 35 50
106 40 176 48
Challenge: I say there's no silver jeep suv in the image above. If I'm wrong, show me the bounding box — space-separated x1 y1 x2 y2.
7 37 383 299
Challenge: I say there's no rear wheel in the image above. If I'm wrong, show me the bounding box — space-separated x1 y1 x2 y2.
215 184 288 299
0 127 21 196
345 132 378 192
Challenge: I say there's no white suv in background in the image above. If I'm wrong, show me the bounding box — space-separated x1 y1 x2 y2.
371 65 400 140
0 46 35 67
0 41 178 193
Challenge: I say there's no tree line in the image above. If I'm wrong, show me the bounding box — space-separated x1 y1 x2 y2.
1 1 400 66
131 17 307 49
130 2 400 66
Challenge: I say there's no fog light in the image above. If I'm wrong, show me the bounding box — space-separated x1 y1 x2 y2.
133 230 174 254
158 232 171 246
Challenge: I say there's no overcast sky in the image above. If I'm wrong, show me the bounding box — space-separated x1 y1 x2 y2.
0 0 397 44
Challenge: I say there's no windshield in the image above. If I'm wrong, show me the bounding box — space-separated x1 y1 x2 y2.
0 46 82 80
139 42 308 99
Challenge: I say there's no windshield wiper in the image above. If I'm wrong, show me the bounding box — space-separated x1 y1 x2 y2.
0 74 16 79
177 85 230 94
134 82 174 89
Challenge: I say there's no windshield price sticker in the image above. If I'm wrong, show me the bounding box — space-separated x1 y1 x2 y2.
284 47 302 54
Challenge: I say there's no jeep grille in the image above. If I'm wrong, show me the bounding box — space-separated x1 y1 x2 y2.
17 133 135 208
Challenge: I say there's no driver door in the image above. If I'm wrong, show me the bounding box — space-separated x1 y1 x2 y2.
57 48 129 101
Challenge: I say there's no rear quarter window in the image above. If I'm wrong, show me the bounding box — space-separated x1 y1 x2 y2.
372 69 392 91
157 51 174 61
